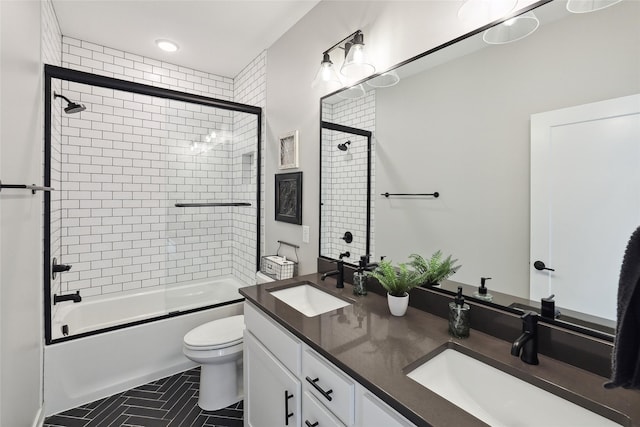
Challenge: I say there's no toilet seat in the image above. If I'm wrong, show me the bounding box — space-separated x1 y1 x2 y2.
184 314 244 351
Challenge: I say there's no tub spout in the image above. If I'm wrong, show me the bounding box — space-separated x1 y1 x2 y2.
54 291 82 305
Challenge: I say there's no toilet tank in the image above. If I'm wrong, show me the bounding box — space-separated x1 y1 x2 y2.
256 271 275 284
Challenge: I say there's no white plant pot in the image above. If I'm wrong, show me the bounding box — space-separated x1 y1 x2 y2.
387 293 409 316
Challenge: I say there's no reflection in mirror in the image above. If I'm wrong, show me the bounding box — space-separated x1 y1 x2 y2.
320 0 640 337
320 120 372 264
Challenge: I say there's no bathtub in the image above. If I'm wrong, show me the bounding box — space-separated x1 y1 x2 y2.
44 275 247 416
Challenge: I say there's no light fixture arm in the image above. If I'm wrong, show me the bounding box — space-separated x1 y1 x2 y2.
322 30 362 56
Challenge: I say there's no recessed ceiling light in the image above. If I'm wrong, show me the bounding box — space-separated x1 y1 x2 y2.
156 39 179 53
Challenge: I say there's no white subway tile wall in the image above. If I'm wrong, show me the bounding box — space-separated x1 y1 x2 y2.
42 36 265 298
321 92 376 263
233 51 266 285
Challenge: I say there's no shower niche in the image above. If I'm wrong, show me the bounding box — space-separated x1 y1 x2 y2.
44 65 262 343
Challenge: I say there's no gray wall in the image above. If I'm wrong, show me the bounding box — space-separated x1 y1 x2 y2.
0 1 45 425
264 0 539 274
374 1 639 297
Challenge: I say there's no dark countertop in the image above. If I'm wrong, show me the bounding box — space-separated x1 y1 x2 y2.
240 274 640 427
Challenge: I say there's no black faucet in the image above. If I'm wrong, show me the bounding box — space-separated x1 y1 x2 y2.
360 254 379 271
511 311 539 365
321 252 350 288
53 291 82 305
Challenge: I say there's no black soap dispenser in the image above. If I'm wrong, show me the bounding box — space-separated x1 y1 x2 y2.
473 277 493 302
449 287 470 338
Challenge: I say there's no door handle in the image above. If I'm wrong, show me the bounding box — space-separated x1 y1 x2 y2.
534 260 555 272
284 390 294 426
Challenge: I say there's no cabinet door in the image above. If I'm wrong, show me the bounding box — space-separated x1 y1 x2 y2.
357 391 415 427
245 331 301 427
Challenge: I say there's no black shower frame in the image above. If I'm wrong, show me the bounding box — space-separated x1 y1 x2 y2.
44 64 262 345
318 121 372 264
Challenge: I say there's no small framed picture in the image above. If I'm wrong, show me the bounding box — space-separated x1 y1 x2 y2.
279 130 299 169
275 172 302 225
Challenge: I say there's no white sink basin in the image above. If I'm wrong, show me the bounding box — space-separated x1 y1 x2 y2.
270 284 351 317
406 347 622 427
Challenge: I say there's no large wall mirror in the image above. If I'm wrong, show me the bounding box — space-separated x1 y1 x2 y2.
320 0 640 338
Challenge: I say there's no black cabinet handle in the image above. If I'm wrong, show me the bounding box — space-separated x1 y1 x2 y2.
305 421 319 427
534 260 555 272
285 390 294 426
305 376 333 401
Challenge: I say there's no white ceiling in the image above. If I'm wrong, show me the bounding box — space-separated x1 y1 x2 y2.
51 0 320 78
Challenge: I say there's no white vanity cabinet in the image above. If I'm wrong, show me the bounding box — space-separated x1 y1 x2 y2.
244 302 302 427
303 348 354 425
245 332 301 427
302 391 345 427
356 389 415 427
244 302 416 427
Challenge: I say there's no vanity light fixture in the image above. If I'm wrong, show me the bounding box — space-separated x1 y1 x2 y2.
483 12 540 44
312 53 342 89
336 84 366 100
312 30 376 89
366 70 400 88
156 39 179 53
566 0 623 13
340 31 375 80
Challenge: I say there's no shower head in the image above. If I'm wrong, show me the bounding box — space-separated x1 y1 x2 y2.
337 140 351 151
54 92 86 114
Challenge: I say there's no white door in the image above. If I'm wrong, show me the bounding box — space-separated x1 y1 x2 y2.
530 94 640 321
245 331 301 427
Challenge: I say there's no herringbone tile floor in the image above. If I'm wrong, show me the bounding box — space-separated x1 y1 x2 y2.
43 368 243 427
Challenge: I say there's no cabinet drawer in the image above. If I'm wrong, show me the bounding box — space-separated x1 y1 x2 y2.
244 302 301 375
303 348 355 426
302 391 345 427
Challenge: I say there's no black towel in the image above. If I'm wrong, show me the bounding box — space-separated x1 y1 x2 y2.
605 225 640 389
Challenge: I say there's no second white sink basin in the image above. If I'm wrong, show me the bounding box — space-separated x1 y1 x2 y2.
406 347 622 427
270 284 351 317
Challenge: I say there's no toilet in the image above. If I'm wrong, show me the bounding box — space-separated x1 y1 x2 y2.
183 271 274 410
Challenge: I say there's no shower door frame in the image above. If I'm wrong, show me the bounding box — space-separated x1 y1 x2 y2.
44 64 262 344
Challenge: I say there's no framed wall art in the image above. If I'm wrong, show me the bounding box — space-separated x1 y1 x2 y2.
275 172 302 225
279 130 299 169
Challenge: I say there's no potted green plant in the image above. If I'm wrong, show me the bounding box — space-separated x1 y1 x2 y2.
409 250 461 287
369 259 429 316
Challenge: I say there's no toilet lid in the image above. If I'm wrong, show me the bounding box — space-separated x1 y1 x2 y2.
184 315 244 348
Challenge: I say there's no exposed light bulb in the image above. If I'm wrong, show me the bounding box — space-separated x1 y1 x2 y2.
340 34 375 80
321 64 333 82
351 45 364 64
312 53 342 89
